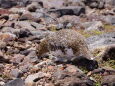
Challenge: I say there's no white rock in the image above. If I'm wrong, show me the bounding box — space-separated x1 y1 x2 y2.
0 81 5 85
82 21 103 31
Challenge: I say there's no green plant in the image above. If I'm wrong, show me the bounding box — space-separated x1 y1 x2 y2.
101 60 115 69
95 82 101 86
78 30 104 38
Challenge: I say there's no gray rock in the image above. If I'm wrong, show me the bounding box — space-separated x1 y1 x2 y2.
83 0 105 9
34 59 54 67
89 2 98 8
0 41 7 49
57 23 64 29
5 78 24 86
98 1 105 9
105 0 115 6
101 75 115 86
1 27 15 33
25 72 49 86
17 0 30 7
31 30 54 39
3 26 15 31
9 7 28 14
19 13 33 21
38 0 64 8
53 65 95 86
26 2 42 12
48 6 85 17
0 64 4 68
87 32 115 50
63 0 85 7
0 0 30 8
82 21 103 31
15 21 35 30
105 16 115 25
17 29 32 38
112 0 115 6
11 54 25 64
9 14 20 21
19 63 33 73
19 13 42 23
27 50 38 62
30 22 45 29
0 0 17 8
31 11 45 18
0 55 10 63
10 69 22 78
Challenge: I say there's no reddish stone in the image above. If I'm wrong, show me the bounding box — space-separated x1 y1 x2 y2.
0 33 16 42
0 9 11 15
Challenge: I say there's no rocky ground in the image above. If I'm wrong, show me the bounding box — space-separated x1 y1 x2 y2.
0 0 115 86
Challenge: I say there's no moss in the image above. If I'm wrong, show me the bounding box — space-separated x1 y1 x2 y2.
95 82 101 86
76 24 115 38
0 74 10 79
83 33 91 38
77 29 104 38
90 73 103 86
103 24 115 31
100 60 115 69
91 30 103 35
91 52 115 85
47 25 57 31
92 74 102 82
78 66 89 74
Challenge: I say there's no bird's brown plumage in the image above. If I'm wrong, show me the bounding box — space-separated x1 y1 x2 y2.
37 29 93 60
